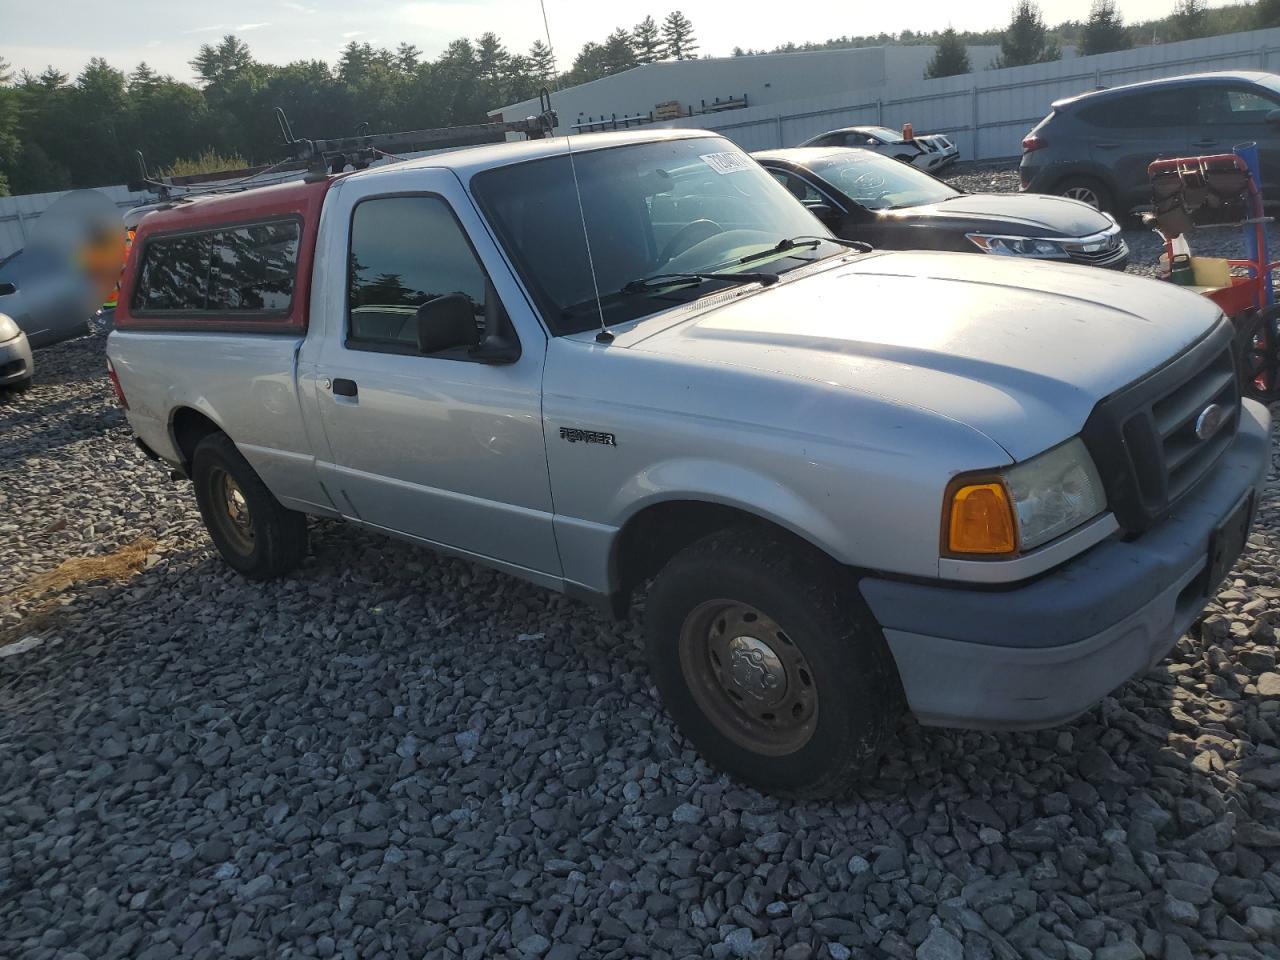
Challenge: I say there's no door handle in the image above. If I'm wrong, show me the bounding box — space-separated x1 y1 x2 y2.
1192 139 1219 147
1095 141 1119 149
332 378 358 398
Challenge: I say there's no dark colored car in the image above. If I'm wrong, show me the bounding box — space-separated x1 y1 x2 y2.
1020 70 1280 215
754 147 1129 269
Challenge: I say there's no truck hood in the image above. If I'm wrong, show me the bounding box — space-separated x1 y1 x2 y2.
623 251 1222 461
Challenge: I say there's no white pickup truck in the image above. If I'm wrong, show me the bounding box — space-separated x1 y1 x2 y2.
106 129 1270 797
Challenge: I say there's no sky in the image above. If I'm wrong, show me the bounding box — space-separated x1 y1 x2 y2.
0 0 1248 81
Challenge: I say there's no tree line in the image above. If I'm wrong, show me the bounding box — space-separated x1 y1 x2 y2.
0 11 699 196
734 1 1280 78
3 0 1280 195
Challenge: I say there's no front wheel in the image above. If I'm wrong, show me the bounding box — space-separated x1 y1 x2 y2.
644 526 903 798
192 432 308 579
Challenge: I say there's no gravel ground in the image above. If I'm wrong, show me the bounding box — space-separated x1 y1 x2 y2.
3 181 1280 960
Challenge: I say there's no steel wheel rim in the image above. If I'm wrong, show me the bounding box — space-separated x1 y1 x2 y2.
677 600 819 756
212 468 255 554
1063 185 1100 208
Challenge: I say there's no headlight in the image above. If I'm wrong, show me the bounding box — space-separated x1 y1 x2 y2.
945 438 1106 556
966 233 1069 258
0 312 19 342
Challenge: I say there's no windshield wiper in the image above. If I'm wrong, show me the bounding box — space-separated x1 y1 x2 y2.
561 270 778 320
619 271 779 294
738 235 872 266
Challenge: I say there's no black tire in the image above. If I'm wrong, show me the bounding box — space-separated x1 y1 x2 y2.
191 432 307 579
1234 306 1280 403
644 525 903 798
1054 175 1114 214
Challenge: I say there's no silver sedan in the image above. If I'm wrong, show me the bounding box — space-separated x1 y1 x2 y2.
0 311 33 390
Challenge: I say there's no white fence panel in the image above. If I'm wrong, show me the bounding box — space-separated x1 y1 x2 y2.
657 26 1280 162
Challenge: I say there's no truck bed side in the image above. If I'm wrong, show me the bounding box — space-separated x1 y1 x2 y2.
107 178 338 515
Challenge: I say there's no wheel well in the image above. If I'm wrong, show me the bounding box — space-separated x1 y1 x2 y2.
1053 171 1115 198
612 500 830 612
171 408 223 473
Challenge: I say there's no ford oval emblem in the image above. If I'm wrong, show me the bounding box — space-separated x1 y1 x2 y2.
1194 403 1229 442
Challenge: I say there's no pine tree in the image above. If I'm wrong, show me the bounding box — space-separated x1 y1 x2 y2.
396 43 422 73
475 32 511 85
662 11 698 61
1170 0 1208 40
632 16 664 64
1080 0 1132 55
529 40 556 83
995 2 1059 68
564 42 609 86
602 29 638 75
925 28 971 79
189 34 254 87
128 62 161 95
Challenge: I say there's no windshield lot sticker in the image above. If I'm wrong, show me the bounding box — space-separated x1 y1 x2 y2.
699 152 752 175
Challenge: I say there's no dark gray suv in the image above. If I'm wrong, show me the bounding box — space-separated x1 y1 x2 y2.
1020 71 1280 214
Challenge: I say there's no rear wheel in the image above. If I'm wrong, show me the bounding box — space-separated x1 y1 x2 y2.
644 526 903 798
1236 306 1280 403
1055 175 1113 214
192 432 308 579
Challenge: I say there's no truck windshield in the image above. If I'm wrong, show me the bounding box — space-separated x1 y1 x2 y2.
471 137 849 335
810 150 959 211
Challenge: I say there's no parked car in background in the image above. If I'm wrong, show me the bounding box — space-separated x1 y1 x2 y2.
913 134 960 172
107 129 1268 797
0 189 125 348
798 125 958 173
0 248 94 348
0 311 33 391
755 147 1128 268
1020 70 1280 214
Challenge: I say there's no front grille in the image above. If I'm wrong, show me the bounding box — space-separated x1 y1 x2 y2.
1082 319 1239 533
1063 231 1127 265
1066 242 1128 266
0 358 25 378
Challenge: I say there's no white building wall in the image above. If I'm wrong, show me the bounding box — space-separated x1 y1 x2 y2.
493 44 1000 132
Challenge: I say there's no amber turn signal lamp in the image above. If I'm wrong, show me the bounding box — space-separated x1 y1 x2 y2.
946 481 1016 555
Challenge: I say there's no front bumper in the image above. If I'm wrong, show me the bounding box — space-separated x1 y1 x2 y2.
860 399 1271 730
0 333 33 386
1067 240 1129 270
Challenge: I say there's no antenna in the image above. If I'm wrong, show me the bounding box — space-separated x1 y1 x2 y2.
538 0 559 89
564 135 611 344
539 2 611 344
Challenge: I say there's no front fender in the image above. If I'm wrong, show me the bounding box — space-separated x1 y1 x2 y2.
616 457 848 558
554 456 856 597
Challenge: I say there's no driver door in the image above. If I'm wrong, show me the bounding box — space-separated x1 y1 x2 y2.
299 172 560 582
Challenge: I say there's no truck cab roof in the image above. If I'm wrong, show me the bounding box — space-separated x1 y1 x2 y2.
132 128 715 235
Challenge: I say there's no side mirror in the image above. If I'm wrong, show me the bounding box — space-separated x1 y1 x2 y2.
1266 109 1280 127
806 201 838 223
416 294 478 354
